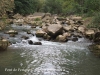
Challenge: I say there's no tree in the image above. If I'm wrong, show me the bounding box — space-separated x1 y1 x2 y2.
14 0 39 15
62 0 75 15
43 0 62 14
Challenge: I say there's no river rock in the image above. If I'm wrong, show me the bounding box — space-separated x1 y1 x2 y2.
93 32 100 44
68 20 75 25
43 33 51 40
89 44 100 57
31 26 36 28
85 29 95 36
72 37 78 42
57 17 66 21
36 29 46 37
13 13 23 19
21 36 29 40
42 25 47 32
63 32 71 37
56 35 68 42
78 26 85 33
46 24 63 37
0 39 9 51
71 16 82 21
27 31 31 34
9 34 16 37
13 19 24 25
45 13 51 17
85 29 95 40
6 29 18 34
63 25 72 31
73 33 82 38
33 42 42 45
28 40 33 45
42 13 51 22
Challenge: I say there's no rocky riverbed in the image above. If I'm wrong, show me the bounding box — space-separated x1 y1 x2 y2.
0 13 100 57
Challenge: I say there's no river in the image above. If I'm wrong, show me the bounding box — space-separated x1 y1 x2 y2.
0 24 100 75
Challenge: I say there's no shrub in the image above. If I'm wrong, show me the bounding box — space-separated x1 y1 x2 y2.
87 13 100 29
34 18 41 21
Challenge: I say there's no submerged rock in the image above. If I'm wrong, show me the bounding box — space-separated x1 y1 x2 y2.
28 40 42 45
21 36 29 40
72 37 78 42
33 42 42 45
27 31 31 34
28 40 34 45
9 34 16 37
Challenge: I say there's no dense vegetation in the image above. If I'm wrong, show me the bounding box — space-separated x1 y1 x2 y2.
14 0 100 15
14 0 100 28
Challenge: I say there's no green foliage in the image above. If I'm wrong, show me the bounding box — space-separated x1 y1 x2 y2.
43 0 62 14
34 18 41 21
14 0 39 15
14 0 100 17
87 13 100 29
84 0 100 12
62 0 75 15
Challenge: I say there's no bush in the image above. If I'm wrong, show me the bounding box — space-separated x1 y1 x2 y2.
87 13 100 29
34 18 41 21
14 0 39 15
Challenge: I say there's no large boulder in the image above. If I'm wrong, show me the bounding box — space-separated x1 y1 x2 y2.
56 35 68 42
0 39 9 51
46 24 63 37
36 29 46 37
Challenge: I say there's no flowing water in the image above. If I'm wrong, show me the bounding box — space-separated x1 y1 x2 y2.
0 24 100 75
